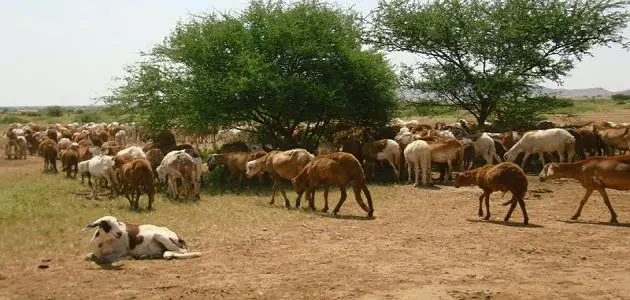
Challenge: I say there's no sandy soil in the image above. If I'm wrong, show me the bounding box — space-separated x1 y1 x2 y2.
1 155 630 300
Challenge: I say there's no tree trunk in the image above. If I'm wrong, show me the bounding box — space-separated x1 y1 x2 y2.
476 113 488 129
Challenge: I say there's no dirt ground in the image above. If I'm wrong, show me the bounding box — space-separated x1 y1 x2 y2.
2 154 630 300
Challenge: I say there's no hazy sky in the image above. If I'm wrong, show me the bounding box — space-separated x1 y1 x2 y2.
1 0 629 107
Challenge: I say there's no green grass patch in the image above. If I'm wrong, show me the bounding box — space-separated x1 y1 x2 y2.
548 99 630 115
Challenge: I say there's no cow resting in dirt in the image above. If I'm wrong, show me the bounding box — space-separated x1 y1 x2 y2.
82 216 201 265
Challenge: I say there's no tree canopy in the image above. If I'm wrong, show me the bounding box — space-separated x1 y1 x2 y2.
366 0 630 127
104 0 399 149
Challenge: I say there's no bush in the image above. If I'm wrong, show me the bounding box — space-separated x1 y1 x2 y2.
0 116 30 124
397 100 460 118
19 111 40 117
74 111 101 123
492 96 571 131
611 93 630 101
44 106 64 117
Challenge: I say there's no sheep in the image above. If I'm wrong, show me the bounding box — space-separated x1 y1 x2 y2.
593 125 630 156
316 141 337 156
4 131 18 159
114 129 127 147
394 127 416 148
217 141 250 153
81 216 201 265
427 139 464 182
145 148 164 181
114 157 155 210
362 139 401 183
576 126 603 157
245 149 314 207
78 160 91 185
87 155 118 199
46 128 58 142
291 152 374 217
539 156 630 224
504 128 576 171
454 162 529 225
340 138 363 163
39 139 58 173
501 131 524 150
57 138 72 158
157 150 200 201
207 151 267 192
60 149 79 178
116 146 147 160
100 141 122 156
461 132 502 169
403 140 432 187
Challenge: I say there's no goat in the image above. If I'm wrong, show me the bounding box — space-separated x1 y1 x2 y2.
82 216 200 265
454 162 529 224
291 152 374 217
539 156 630 224
504 128 576 171
403 140 432 187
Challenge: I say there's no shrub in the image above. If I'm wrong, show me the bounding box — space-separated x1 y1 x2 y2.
20 111 41 117
44 106 64 117
0 116 30 124
611 93 630 101
492 96 572 131
74 111 101 123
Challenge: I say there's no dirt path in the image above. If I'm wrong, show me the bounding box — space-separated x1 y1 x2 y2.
2 173 630 300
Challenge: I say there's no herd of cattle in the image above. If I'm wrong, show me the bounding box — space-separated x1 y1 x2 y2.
3 118 630 226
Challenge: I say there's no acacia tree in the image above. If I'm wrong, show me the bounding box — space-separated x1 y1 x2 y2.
104 0 398 149
366 0 630 127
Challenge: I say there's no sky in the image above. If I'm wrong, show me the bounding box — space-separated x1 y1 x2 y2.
1 0 629 107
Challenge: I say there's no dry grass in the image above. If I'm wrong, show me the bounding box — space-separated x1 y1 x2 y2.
3 151 630 299
0 157 320 271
